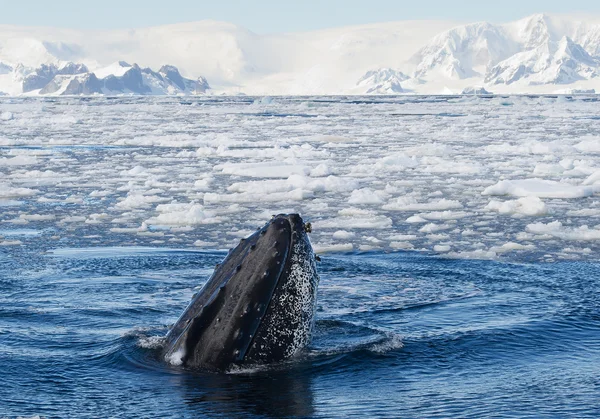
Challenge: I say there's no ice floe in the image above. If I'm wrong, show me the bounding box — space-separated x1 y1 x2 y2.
483 179 599 199
1 95 600 261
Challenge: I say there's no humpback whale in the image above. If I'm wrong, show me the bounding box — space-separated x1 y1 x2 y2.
163 213 319 371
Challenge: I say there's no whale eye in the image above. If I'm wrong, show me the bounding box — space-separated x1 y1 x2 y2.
250 244 256 250
263 270 270 278
236 265 242 272
260 230 266 236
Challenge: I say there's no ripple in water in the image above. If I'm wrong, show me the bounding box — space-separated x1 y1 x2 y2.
2 246 600 418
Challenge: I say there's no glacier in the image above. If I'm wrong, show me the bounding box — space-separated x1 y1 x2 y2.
2 14 600 95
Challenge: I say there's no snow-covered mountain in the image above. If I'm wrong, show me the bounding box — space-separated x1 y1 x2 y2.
411 21 519 79
355 68 409 94
0 60 209 96
410 14 600 91
485 36 599 85
2 14 600 95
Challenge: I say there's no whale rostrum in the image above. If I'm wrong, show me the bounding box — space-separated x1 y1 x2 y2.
163 213 320 371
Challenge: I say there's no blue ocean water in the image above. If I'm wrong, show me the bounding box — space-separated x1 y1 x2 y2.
1 243 599 418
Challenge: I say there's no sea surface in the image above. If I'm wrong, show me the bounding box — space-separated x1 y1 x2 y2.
1 96 600 418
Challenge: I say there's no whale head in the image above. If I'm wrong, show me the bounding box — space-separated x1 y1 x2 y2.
163 213 319 371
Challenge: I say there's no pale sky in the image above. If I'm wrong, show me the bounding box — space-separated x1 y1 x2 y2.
1 0 599 32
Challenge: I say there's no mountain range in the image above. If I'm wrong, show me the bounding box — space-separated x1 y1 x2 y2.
1 14 600 95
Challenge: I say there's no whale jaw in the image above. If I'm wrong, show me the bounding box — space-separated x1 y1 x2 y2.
163 214 319 371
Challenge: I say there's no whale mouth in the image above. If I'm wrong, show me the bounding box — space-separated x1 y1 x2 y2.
163 213 319 371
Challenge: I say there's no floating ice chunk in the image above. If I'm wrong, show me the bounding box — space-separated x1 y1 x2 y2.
484 196 548 216
228 179 291 194
121 166 147 176
566 208 600 217
65 196 84 204
357 245 378 251
583 170 600 186
433 245 451 252
332 230 356 239
193 176 214 191
390 241 414 250
446 249 497 259
348 188 385 204
61 216 87 223
406 215 427 223
559 159 575 170
425 233 450 241
0 155 37 166
86 213 109 224
0 111 13 120
110 224 149 234
287 175 358 193
194 240 217 248
310 164 331 177
0 240 22 246
383 197 462 211
311 135 353 143
19 214 55 221
421 157 481 174
204 188 312 204
532 163 564 176
482 178 598 199
526 221 600 240
489 242 535 253
418 211 470 221
388 234 417 241
375 153 419 170
196 147 217 157
318 216 392 230
0 184 38 198
89 190 112 197
146 203 220 225
216 161 311 178
313 243 354 254
319 208 392 230
115 193 169 209
484 140 574 155
574 137 600 153
403 143 452 157
418 223 453 233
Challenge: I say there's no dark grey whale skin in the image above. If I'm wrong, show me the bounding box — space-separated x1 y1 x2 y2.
163 214 319 371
